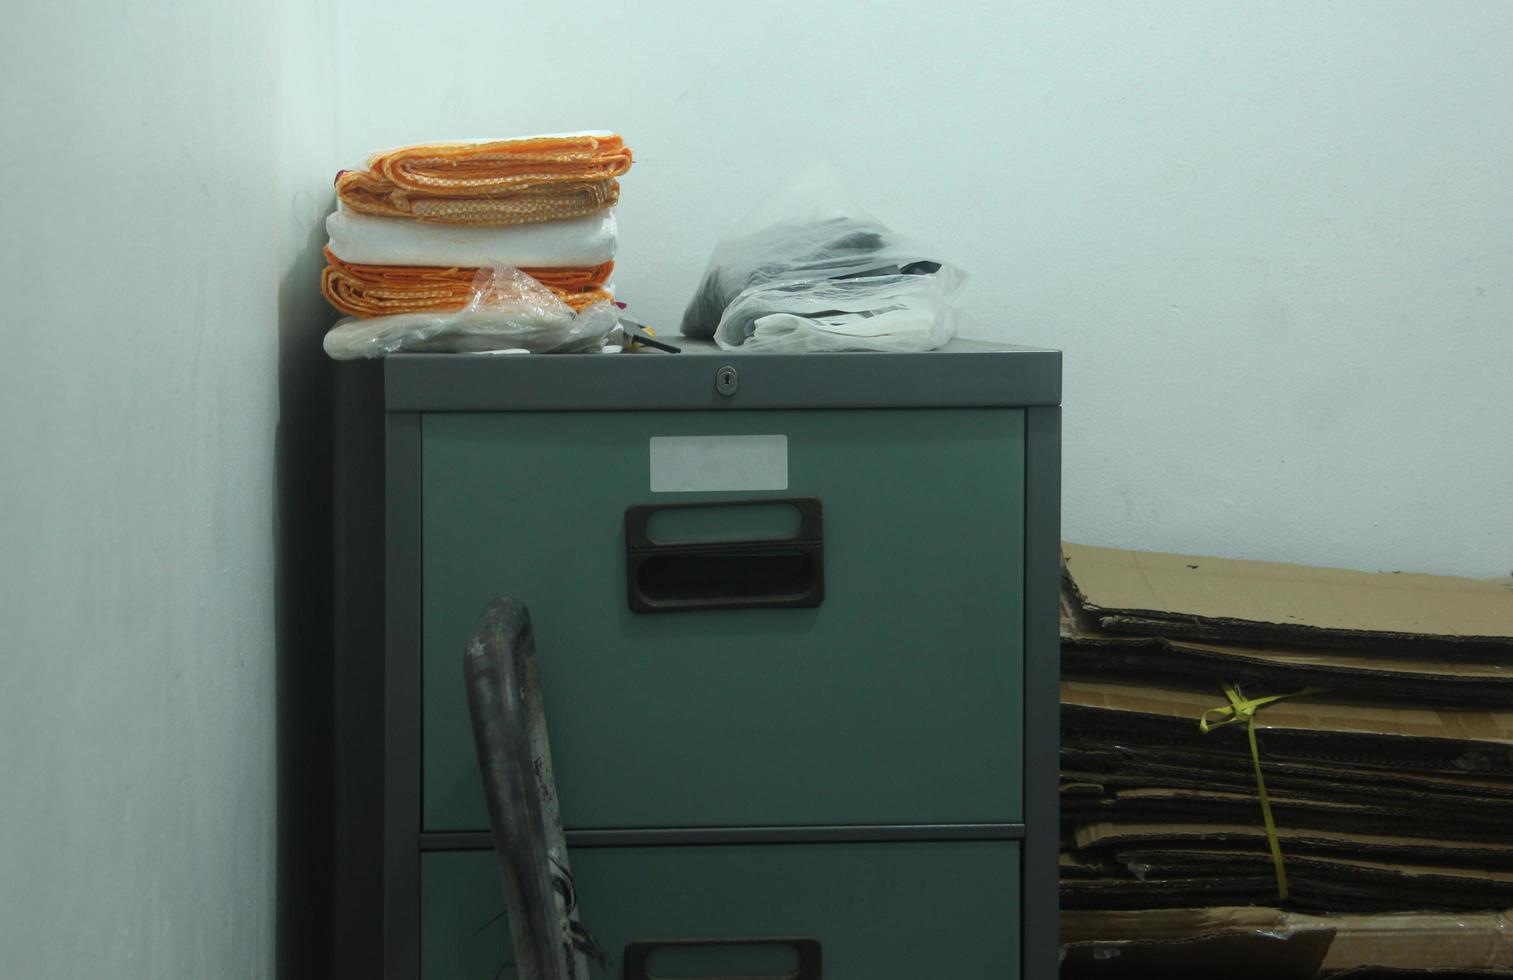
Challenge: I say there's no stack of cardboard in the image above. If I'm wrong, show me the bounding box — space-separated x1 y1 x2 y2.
1059 543 1513 974
1063 907 1513 977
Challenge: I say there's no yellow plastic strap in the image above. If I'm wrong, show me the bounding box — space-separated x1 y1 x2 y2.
627 323 657 350
1198 682 1327 901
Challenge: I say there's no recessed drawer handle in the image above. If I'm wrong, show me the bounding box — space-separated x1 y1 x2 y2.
623 937 822 979
624 498 824 613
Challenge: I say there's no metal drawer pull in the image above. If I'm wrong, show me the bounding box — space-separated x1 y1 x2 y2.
625 498 824 613
623 937 822 979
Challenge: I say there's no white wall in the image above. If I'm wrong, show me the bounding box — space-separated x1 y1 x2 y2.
0 1 335 976
337 0 1513 577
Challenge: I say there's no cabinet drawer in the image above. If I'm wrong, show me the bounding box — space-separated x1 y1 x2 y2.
421 841 1021 980
421 409 1026 831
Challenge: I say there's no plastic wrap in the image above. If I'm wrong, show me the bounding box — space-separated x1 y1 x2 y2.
714 268 963 353
679 167 965 352
325 207 618 267
322 265 618 360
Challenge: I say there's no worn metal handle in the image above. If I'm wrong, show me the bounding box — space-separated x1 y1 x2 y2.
622 937 822 980
464 598 594 980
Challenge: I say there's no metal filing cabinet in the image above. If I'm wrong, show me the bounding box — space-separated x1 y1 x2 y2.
333 339 1062 980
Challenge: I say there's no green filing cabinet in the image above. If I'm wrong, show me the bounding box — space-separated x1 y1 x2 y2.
333 339 1062 980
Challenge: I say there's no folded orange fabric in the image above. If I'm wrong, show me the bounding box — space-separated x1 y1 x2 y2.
321 248 614 317
336 133 633 225
337 173 620 224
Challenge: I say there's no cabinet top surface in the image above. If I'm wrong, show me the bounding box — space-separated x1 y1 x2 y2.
376 337 1062 412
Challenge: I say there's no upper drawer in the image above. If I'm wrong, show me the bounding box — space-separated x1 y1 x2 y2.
421 408 1026 831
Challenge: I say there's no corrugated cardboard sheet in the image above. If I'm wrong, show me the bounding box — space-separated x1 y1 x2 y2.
1063 542 1513 648
1062 588 1513 705
1060 926 1335 979
1061 677 1513 775
1062 907 1513 975
1074 823 1513 867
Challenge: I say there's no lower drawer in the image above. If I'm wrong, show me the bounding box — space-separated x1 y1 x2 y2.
421 841 1021 979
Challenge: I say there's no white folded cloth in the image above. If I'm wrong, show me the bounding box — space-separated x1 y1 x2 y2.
325 207 618 268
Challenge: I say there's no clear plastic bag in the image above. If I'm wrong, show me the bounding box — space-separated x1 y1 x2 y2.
715 269 963 353
679 166 966 352
323 265 618 360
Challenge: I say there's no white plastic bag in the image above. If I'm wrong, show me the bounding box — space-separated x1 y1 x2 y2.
323 265 618 360
715 270 963 353
680 166 966 353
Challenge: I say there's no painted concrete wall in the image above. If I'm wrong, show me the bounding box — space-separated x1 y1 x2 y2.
336 0 1513 577
0 1 335 976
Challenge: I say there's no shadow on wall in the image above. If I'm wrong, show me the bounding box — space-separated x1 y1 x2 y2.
275 192 336 980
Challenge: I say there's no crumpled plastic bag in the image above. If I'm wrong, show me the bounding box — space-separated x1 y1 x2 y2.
322 264 619 359
717 268 964 353
679 166 966 353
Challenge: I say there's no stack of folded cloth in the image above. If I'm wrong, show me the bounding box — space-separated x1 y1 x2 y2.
321 132 632 318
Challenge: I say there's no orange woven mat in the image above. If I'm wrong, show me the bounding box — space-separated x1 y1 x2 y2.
336 133 632 225
337 174 620 225
321 248 614 317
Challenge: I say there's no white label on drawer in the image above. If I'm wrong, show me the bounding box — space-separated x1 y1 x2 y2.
649 435 789 493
